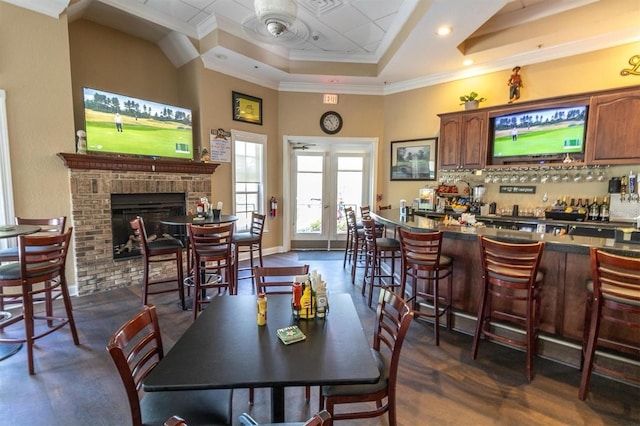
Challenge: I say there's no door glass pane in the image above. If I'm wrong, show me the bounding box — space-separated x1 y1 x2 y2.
296 156 323 233
336 157 363 234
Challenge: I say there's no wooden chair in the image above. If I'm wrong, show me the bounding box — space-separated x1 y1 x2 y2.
254 264 310 295
238 409 332 425
233 212 266 294
0 227 79 374
0 216 67 312
130 216 185 309
320 287 413 426
250 264 310 404
107 305 233 426
361 218 401 308
578 248 640 400
471 236 545 381
398 228 454 346
188 223 235 321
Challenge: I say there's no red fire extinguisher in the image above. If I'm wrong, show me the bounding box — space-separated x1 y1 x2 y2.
270 196 278 218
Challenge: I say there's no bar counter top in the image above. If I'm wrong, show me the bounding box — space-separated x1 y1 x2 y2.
371 208 640 256
370 208 638 371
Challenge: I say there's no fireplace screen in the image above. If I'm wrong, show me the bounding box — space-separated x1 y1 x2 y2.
111 193 186 260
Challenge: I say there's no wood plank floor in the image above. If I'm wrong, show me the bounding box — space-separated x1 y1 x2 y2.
1 251 638 425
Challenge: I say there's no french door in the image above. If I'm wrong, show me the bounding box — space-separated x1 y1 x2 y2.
289 139 375 250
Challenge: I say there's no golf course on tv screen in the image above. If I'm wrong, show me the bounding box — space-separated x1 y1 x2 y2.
83 87 193 160
492 105 587 158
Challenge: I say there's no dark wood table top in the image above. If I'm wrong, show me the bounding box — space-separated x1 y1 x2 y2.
160 214 238 226
143 293 380 422
0 224 41 239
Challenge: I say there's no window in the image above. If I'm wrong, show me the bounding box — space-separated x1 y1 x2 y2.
232 130 266 231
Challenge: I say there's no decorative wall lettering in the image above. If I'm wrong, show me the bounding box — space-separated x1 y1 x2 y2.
620 54 640 76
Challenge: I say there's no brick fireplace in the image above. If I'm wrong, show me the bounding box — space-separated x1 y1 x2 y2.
60 153 217 295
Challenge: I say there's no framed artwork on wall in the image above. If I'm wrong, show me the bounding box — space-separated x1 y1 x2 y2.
232 91 262 125
390 137 438 181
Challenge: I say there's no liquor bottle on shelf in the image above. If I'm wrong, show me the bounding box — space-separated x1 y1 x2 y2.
599 196 609 222
588 197 599 221
559 196 568 208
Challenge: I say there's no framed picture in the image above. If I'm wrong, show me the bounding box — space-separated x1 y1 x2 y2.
232 91 262 125
390 137 438 181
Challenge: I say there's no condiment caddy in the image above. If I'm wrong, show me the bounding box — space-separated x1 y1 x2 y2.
291 270 329 320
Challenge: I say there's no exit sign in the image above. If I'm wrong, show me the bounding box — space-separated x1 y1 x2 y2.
323 94 338 104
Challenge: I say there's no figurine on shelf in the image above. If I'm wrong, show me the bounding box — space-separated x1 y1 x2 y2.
508 66 523 103
200 148 210 163
76 130 87 154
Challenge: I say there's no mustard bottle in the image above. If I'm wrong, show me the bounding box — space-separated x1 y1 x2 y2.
257 293 267 325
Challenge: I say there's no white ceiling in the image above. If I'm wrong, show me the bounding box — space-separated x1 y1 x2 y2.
5 0 640 94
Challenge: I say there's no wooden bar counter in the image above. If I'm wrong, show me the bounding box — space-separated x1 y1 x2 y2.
371 209 640 368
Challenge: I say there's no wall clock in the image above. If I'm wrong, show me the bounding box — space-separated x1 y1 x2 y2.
320 111 343 134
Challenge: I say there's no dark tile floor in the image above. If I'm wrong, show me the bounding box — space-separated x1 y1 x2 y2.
0 251 638 425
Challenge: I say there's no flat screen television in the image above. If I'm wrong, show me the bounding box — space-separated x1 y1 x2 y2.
82 87 193 160
490 105 588 164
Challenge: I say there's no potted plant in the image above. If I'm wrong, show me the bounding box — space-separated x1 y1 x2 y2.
459 92 486 110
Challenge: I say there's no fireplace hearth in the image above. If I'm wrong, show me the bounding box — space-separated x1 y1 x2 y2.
111 193 186 260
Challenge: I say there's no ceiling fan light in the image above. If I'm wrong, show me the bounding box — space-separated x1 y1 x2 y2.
254 0 297 37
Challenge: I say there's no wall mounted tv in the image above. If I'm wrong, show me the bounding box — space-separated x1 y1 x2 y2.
82 87 193 160
489 105 588 165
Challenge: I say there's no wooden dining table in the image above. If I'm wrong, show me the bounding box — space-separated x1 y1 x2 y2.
143 293 380 422
0 224 41 361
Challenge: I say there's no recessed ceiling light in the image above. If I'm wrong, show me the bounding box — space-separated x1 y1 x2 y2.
463 59 474 66
215 54 228 60
436 26 452 36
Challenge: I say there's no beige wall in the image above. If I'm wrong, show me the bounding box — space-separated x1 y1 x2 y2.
2 3 639 289
0 3 75 278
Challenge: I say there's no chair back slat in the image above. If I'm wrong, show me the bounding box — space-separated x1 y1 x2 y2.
19 228 72 282
591 248 640 303
188 222 234 261
480 237 544 287
107 305 163 425
129 216 150 255
16 216 66 235
248 212 266 236
254 265 310 294
398 228 443 267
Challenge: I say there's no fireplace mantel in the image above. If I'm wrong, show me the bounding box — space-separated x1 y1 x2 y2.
58 153 219 174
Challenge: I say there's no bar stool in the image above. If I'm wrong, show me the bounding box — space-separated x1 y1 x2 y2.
0 216 67 313
188 223 235 321
578 248 640 400
0 228 79 374
472 236 545 381
129 216 185 309
377 204 396 238
398 228 454 346
345 207 366 284
361 218 401 307
360 205 385 236
233 212 265 294
342 206 358 269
